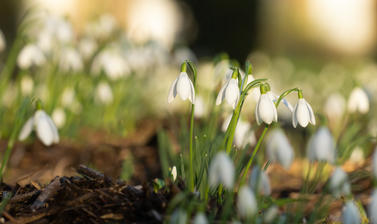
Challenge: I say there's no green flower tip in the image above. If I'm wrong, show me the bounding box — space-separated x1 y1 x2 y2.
35 99 43 110
180 62 187 73
260 84 268 94
298 89 303 99
231 68 239 79
247 64 253 75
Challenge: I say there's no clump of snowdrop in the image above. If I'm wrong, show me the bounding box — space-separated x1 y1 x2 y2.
249 166 271 196
17 44 46 69
20 75 34 96
19 109 59 146
52 108 66 129
307 127 336 163
209 152 234 189
266 129 294 169
255 84 277 125
0 29 5 52
216 69 240 109
292 91 315 128
347 87 369 114
342 201 361 224
369 189 377 224
193 212 208 224
59 47 83 72
92 49 130 80
95 81 114 105
328 166 351 197
237 186 258 219
168 63 195 104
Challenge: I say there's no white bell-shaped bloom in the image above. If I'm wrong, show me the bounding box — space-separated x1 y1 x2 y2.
369 189 377 224
342 201 361 224
193 212 208 224
20 75 34 96
221 115 256 148
92 50 130 80
249 166 271 196
52 108 66 128
209 152 234 189
79 37 98 59
266 129 294 169
347 87 369 114
324 93 346 122
168 72 195 104
17 44 46 69
255 92 278 125
372 148 377 179
95 81 113 105
329 166 351 197
216 78 240 109
59 48 83 72
0 30 5 52
307 127 336 163
194 96 207 118
170 209 187 224
292 98 316 128
237 186 257 219
264 206 279 223
19 110 59 146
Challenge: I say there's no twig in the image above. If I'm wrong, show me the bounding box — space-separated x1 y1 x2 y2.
31 177 61 211
76 165 113 184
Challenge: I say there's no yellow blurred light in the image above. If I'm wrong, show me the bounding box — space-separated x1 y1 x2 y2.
125 0 181 49
29 0 77 16
307 0 376 55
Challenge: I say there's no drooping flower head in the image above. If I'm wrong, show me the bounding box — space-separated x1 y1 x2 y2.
216 69 240 109
292 90 315 128
347 87 369 114
329 166 351 197
266 129 294 169
342 201 361 224
307 126 336 163
237 186 258 219
209 152 234 189
255 84 278 125
249 165 271 196
168 62 195 104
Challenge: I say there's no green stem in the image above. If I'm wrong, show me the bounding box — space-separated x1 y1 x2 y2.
189 102 195 192
240 125 269 186
0 140 15 181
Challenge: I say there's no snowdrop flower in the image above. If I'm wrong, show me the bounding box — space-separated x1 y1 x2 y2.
347 87 369 114
329 166 351 197
79 37 97 59
17 44 46 69
168 64 195 104
52 108 66 128
209 152 234 189
59 48 83 72
324 93 346 122
372 148 377 179
170 209 187 224
216 76 240 109
0 30 5 52
307 127 336 163
20 75 34 96
19 110 59 146
61 87 75 107
221 115 256 148
292 91 315 128
95 81 114 105
342 201 361 224
266 129 294 169
250 166 271 196
92 50 130 80
369 189 377 224
264 206 279 223
348 147 364 165
193 212 208 224
171 166 177 181
255 85 278 125
237 186 257 219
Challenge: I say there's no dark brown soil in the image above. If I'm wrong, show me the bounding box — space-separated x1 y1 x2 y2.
1 165 176 224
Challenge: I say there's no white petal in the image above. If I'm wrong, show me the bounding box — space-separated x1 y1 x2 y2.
34 110 55 146
225 79 239 109
168 77 178 103
296 99 309 127
305 100 316 125
216 80 228 105
258 94 275 125
18 117 34 141
188 77 195 103
46 115 59 143
292 103 298 128
255 98 261 125
176 72 192 101
237 186 257 218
